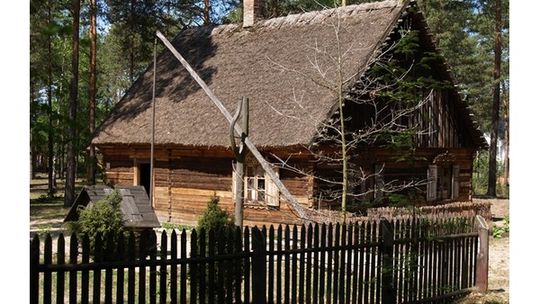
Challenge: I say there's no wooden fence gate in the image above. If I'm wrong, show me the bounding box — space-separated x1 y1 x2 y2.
30 216 487 304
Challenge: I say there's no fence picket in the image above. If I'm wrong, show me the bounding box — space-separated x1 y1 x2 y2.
299 225 306 304
208 228 216 304
243 226 250 303
149 231 157 304
312 224 320 304
93 233 102 304
198 228 206 304
190 229 198 304
332 222 341 304
104 233 113 304
160 231 168 304
318 223 326 304
268 226 275 303
81 234 90 304
234 227 242 303
43 234 52 304
127 232 135 304
306 224 312 304
276 225 283 304
30 235 40 304
284 225 291 304
170 230 178 304
116 233 125 304
56 234 65 304
292 225 298 304
180 229 187 304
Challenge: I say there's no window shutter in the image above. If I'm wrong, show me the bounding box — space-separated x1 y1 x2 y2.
427 165 438 201
265 166 280 207
452 165 460 200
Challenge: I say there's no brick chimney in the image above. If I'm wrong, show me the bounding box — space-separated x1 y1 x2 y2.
243 0 262 27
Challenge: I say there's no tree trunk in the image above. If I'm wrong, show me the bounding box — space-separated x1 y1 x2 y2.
47 1 56 198
486 0 501 197
129 0 135 83
502 81 509 191
64 0 80 207
86 0 97 185
203 0 210 25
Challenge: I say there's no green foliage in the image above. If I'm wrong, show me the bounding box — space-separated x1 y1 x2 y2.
68 190 126 256
161 222 193 231
197 196 235 234
492 216 509 238
473 151 506 197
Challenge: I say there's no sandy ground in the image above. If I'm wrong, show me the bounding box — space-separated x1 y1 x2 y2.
456 198 509 304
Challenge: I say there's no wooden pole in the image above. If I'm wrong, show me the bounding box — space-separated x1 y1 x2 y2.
150 39 157 208
231 97 249 227
156 31 308 220
475 215 489 293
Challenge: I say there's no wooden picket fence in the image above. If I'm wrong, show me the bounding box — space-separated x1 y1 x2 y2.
30 216 485 304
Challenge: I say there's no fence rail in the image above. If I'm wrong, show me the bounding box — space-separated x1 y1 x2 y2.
30 216 485 304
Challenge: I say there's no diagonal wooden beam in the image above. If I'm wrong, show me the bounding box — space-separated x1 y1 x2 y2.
156 31 308 220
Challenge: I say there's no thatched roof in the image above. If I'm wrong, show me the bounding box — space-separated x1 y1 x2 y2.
92 0 485 149
64 185 160 228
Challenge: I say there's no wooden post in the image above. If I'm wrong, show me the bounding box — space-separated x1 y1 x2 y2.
252 227 266 304
475 215 489 293
380 219 396 304
231 97 249 227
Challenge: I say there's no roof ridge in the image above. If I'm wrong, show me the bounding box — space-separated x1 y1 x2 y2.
201 0 403 37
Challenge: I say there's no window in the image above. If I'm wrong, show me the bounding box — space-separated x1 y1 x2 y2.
232 163 280 207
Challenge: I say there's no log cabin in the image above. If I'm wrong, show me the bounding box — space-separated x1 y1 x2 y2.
92 0 486 226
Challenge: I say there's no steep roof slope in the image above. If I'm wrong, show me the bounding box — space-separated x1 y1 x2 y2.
92 0 485 149
93 0 407 147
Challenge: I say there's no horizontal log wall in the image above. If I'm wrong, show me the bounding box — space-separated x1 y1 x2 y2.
99 146 314 227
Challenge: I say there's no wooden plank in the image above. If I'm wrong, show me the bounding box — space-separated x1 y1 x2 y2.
189 230 198 304
292 225 298 304
149 232 157 304
305 224 312 304
139 232 147 304
327 223 335 303
198 229 206 304
30 236 40 304
43 234 52 304
217 229 225 303
333 223 341 304
345 223 352 304
105 233 114 304
56 234 65 304
92 234 102 304
225 228 234 304
234 227 242 303
252 227 266 304
268 226 275 303
351 223 359 304
116 234 125 304
276 225 283 304
68 234 78 304
284 225 291 304
299 225 306 304
318 224 327 304
160 231 168 304
81 235 90 304
127 233 135 304
208 228 216 304
170 231 178 304
180 230 187 304
312 224 319 304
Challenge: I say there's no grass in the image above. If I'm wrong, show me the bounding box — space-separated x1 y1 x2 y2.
30 173 98 231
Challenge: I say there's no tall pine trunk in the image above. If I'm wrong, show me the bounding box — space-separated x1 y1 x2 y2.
502 81 509 192
86 0 97 185
47 1 56 198
65 0 80 207
486 0 502 197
